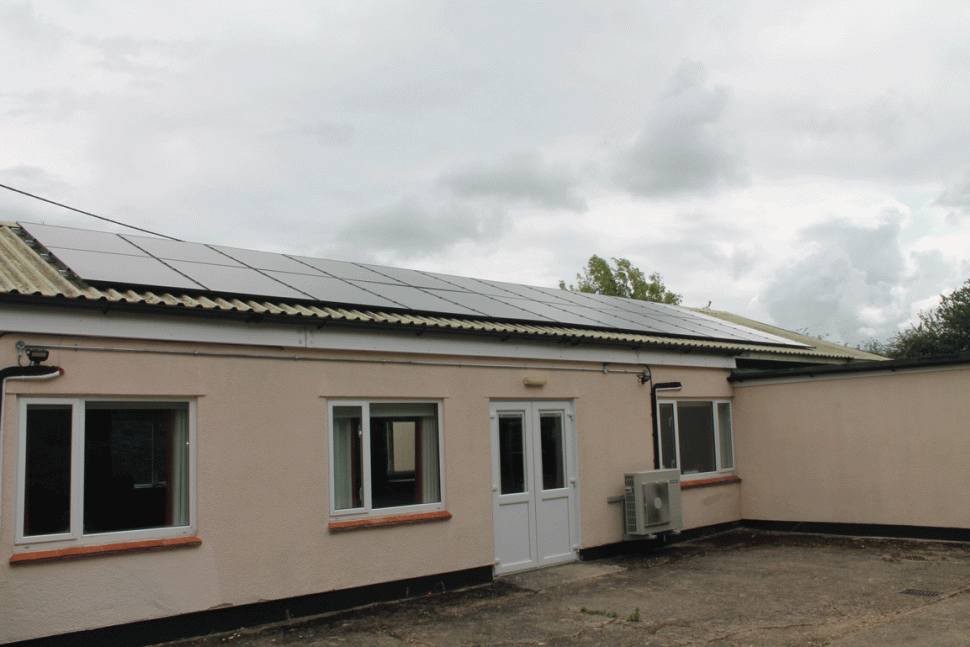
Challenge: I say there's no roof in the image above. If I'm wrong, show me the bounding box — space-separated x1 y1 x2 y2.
730 352 970 382
0 221 870 362
688 307 885 362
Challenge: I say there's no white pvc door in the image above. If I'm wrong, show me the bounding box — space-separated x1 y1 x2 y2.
491 401 579 575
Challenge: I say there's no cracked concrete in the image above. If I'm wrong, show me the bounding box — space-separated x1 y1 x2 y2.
155 530 970 647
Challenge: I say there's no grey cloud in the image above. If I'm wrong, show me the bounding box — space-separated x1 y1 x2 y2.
330 200 506 261
0 165 71 193
759 207 956 345
282 119 355 147
440 153 588 212
613 60 747 197
79 35 202 76
3 88 87 119
935 173 970 221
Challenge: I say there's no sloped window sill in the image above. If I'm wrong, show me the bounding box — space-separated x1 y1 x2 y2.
681 475 741 490
329 511 452 533
10 536 202 565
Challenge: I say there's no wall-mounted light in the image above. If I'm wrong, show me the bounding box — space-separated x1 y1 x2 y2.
16 341 49 366
25 348 49 365
653 381 682 392
523 377 547 387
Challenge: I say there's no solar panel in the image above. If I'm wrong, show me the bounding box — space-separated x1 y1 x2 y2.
166 261 308 299
487 296 618 328
421 290 554 321
212 246 323 274
358 265 462 291
347 282 480 315
46 247 204 290
124 235 244 267
262 272 404 309
25 222 148 255
19 221 811 347
419 272 519 297
293 257 404 283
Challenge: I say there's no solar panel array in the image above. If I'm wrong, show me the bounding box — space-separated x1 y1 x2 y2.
20 222 808 347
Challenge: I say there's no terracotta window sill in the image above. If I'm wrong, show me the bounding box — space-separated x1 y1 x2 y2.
329 510 452 533
10 536 202 565
681 475 741 490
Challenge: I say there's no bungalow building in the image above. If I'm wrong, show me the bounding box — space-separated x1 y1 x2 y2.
2 220 965 646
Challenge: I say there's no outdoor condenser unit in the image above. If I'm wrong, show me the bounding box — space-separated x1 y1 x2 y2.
624 469 682 538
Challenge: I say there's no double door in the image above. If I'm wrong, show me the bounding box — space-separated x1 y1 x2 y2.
490 401 579 575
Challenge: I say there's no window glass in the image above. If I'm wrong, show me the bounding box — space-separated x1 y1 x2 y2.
332 406 363 510
332 402 441 513
498 413 526 494
83 404 189 534
676 401 716 475
23 405 72 537
539 412 565 490
717 402 734 470
658 402 677 470
20 399 193 544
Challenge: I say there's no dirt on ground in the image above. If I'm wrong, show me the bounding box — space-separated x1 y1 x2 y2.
154 530 970 647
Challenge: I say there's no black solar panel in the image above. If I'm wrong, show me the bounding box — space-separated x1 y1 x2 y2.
19 222 809 347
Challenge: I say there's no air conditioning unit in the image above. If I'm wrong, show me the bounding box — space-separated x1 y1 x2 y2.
624 469 682 538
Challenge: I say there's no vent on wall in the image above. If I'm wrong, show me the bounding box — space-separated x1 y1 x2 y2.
624 469 682 538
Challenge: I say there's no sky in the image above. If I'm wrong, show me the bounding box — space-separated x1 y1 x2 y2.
2 1 969 347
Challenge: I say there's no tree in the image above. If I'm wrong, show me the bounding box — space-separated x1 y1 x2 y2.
886 279 970 358
559 255 682 304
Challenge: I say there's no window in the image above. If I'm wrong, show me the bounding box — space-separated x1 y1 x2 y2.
657 400 734 477
17 399 194 545
330 401 442 515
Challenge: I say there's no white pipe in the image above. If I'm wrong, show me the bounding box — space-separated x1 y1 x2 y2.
18 342 650 375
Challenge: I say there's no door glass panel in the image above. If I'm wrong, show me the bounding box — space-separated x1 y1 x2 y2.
539 413 565 490
498 413 526 494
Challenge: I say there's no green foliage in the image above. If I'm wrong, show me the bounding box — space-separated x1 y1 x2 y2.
559 255 682 305
627 607 642 622
886 279 970 358
856 338 888 357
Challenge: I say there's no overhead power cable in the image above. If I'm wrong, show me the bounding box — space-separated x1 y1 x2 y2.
0 182 182 241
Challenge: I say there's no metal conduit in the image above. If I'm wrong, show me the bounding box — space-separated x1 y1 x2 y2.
17 342 651 376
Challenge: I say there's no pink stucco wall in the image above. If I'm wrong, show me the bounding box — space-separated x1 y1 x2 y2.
734 366 970 529
1 334 740 642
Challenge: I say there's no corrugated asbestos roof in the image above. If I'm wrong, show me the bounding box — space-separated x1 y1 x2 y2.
687 307 884 362
0 222 868 360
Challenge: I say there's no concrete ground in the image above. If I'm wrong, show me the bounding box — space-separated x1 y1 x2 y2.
157 530 970 647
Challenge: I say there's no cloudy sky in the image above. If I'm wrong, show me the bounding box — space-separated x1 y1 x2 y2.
2 1 969 347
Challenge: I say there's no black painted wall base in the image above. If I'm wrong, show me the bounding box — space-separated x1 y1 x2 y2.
578 521 741 561
9 565 493 647
741 519 970 543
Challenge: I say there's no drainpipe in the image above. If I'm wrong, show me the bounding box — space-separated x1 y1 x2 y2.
0 364 65 521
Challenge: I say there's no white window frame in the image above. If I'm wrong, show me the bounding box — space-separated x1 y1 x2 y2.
328 399 445 519
15 397 197 547
656 398 735 480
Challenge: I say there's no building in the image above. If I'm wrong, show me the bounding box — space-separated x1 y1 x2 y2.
6 220 964 646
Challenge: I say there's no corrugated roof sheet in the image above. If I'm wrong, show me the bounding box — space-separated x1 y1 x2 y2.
687 307 884 362
0 222 868 360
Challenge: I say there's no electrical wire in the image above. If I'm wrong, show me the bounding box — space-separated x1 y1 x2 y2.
0 182 182 241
